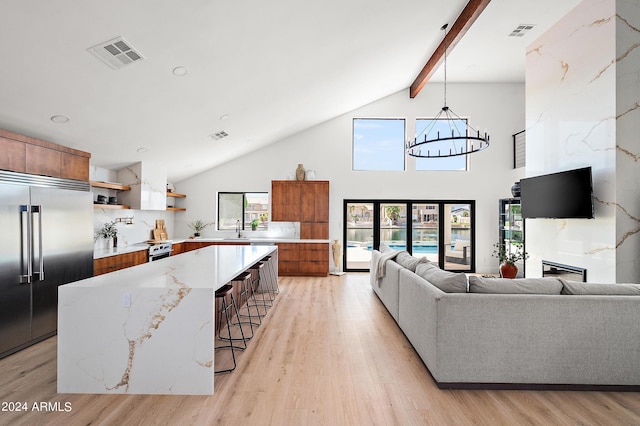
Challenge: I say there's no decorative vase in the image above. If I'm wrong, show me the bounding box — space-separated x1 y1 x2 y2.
500 262 518 279
511 181 521 198
306 169 316 180
251 224 257 231
332 239 342 271
295 164 306 181
194 232 201 237
113 235 118 248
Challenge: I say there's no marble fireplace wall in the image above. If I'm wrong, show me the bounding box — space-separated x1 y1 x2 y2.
525 0 640 282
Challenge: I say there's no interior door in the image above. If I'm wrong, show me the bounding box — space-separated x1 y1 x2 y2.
0 183 31 356
30 186 93 339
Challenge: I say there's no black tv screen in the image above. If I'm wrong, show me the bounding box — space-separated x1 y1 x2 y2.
520 167 594 219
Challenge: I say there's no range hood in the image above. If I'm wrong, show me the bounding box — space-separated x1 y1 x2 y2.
117 162 166 210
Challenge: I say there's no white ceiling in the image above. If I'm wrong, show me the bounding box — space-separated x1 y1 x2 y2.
0 0 580 182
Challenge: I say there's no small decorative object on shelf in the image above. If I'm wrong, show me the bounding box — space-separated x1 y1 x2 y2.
251 219 259 231
492 242 529 279
511 181 521 198
305 169 316 180
188 219 214 237
295 164 306 181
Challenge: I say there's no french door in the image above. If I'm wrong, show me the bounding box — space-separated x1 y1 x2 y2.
343 199 475 272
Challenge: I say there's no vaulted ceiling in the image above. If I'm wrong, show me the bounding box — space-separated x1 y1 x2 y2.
0 0 580 182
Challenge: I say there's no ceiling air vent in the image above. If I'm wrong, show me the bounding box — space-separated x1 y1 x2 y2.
209 131 229 141
88 37 144 70
508 24 535 37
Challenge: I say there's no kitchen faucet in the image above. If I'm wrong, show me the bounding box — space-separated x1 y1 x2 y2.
236 219 242 238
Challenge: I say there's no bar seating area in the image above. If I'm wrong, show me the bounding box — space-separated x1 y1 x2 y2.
214 254 279 373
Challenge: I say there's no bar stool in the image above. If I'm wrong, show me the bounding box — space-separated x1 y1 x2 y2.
248 263 271 314
214 284 246 374
264 255 279 294
259 257 277 301
233 271 261 339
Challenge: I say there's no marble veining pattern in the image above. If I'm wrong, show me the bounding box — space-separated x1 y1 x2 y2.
58 245 277 395
526 0 640 282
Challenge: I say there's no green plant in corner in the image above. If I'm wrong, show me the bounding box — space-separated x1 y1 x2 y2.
492 242 529 266
251 219 259 231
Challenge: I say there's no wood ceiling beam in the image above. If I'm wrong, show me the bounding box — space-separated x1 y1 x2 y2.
409 0 492 98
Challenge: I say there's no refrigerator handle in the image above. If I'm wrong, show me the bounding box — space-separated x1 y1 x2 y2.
19 205 32 284
32 205 44 281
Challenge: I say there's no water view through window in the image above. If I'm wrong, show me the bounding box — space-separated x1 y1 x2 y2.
345 200 474 271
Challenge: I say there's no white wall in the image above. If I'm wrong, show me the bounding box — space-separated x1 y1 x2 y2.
525 0 640 282
176 84 525 274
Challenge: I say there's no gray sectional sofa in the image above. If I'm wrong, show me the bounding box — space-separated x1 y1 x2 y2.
370 249 640 390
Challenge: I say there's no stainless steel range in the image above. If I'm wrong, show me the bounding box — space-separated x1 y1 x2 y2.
148 242 172 262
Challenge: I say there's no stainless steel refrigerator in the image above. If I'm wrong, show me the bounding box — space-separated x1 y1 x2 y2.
0 170 93 358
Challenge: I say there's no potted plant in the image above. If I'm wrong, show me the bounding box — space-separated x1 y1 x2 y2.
251 219 259 231
492 242 529 278
188 220 214 237
98 221 119 247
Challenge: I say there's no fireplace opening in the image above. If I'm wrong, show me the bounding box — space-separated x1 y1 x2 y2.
542 260 587 282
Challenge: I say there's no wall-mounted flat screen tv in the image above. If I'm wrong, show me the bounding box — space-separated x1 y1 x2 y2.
520 166 594 219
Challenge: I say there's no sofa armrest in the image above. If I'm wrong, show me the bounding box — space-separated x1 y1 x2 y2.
398 268 444 379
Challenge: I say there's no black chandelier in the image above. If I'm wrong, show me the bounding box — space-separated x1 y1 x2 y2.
406 24 490 159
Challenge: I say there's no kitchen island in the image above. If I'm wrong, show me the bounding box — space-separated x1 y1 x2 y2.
58 244 277 395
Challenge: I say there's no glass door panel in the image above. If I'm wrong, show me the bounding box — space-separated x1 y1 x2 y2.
345 203 374 270
411 203 439 263
444 203 472 270
380 203 407 251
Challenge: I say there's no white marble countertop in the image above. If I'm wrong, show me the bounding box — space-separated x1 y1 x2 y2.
82 245 277 289
59 244 278 395
94 238 329 259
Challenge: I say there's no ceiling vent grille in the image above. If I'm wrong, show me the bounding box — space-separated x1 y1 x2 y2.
88 37 144 70
509 24 535 37
209 131 229 141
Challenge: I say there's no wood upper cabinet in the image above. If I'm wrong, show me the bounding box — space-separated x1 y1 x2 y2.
272 180 329 224
0 136 26 172
0 128 90 181
272 181 301 222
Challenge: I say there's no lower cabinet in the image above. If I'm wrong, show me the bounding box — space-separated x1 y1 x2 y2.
94 250 148 276
277 243 328 277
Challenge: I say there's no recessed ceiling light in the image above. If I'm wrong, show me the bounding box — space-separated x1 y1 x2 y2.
219 114 230 121
50 115 70 123
172 66 188 76
137 147 149 153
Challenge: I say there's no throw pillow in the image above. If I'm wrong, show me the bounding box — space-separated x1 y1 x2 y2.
395 251 428 272
415 262 467 293
379 243 394 253
468 276 563 294
560 279 640 295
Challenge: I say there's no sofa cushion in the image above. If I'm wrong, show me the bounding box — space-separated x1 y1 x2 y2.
395 251 428 272
468 276 563 294
415 262 467 293
560 279 640 295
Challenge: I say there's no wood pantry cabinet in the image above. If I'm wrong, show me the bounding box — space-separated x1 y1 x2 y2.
93 250 148 276
0 128 91 181
272 180 329 240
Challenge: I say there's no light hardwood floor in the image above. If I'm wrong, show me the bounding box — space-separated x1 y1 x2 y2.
1 273 640 425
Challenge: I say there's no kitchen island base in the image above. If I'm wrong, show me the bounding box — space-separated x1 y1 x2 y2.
58 245 277 395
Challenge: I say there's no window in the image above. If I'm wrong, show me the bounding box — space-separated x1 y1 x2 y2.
218 192 269 230
414 118 468 171
344 199 475 272
353 118 405 171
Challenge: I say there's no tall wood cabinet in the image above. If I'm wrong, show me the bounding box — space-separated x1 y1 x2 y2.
0 129 91 181
272 180 329 276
